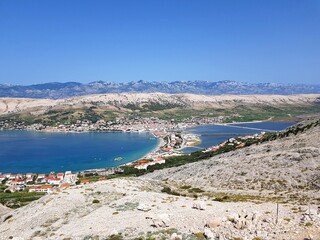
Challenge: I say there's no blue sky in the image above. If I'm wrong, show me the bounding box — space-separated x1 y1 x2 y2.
0 0 319 85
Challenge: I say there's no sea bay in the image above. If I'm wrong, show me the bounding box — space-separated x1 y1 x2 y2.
183 121 294 153
0 121 295 173
0 131 158 174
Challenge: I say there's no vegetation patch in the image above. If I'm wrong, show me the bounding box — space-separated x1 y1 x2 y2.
204 192 282 203
161 187 180 196
111 202 139 212
0 191 45 208
106 234 124 240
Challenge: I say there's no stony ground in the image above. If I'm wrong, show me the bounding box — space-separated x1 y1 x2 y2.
0 177 319 240
144 123 320 204
0 120 320 240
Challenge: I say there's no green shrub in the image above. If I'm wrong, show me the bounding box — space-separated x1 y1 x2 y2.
161 187 180 196
252 237 263 240
194 232 205 239
305 222 313 227
106 234 124 240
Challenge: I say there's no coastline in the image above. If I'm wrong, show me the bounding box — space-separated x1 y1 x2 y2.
0 119 295 175
66 119 293 174
0 130 160 174
121 134 163 167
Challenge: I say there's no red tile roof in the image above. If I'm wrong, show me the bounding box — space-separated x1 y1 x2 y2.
60 183 70 188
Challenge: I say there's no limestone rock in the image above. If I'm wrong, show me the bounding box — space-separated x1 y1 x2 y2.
193 201 206 210
170 232 182 240
137 203 151 212
151 213 170 228
206 217 222 229
204 226 216 239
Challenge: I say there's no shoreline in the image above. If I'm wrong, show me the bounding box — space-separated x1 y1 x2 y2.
0 119 295 175
121 135 164 168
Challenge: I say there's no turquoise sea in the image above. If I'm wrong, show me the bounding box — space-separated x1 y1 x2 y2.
0 121 294 174
0 131 158 174
183 121 294 154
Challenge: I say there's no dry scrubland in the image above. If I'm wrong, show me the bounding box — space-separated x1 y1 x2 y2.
0 120 320 239
0 93 319 115
144 121 320 203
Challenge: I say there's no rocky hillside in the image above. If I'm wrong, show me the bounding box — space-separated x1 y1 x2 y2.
0 120 319 239
1 80 320 99
0 178 319 240
144 119 320 201
0 93 320 115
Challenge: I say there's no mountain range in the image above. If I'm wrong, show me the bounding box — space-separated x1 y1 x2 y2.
0 80 320 99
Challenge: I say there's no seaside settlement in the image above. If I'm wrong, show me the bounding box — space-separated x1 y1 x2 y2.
0 116 268 196
0 116 212 168
0 133 267 196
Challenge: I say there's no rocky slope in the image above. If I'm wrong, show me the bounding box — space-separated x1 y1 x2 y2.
0 120 319 239
0 93 319 116
0 178 319 240
143 120 320 200
1 80 320 99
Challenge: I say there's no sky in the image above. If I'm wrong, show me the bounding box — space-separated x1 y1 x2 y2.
0 0 319 85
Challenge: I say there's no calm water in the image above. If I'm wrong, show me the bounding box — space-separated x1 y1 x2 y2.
183 121 294 154
0 122 295 173
0 131 158 174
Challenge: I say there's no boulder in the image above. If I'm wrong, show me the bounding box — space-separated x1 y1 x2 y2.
234 216 251 230
151 213 170 228
192 201 206 210
206 217 222 229
204 226 216 239
170 233 182 240
137 203 151 212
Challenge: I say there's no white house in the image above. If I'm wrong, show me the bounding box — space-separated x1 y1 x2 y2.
47 178 62 185
29 185 53 193
11 179 25 185
3 173 11 178
57 173 64 180
26 173 34 178
63 171 77 184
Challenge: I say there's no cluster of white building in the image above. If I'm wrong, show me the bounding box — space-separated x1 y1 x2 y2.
0 171 77 193
133 157 166 170
203 132 266 153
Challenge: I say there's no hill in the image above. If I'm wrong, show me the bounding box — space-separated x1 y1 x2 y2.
0 93 319 124
143 119 320 200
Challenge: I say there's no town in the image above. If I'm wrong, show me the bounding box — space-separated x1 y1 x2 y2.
0 171 77 194
0 132 267 195
202 132 266 153
0 117 204 194
0 116 205 171
0 116 226 132
0 116 269 199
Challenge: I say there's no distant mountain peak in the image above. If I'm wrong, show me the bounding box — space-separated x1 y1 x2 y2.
0 80 319 99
